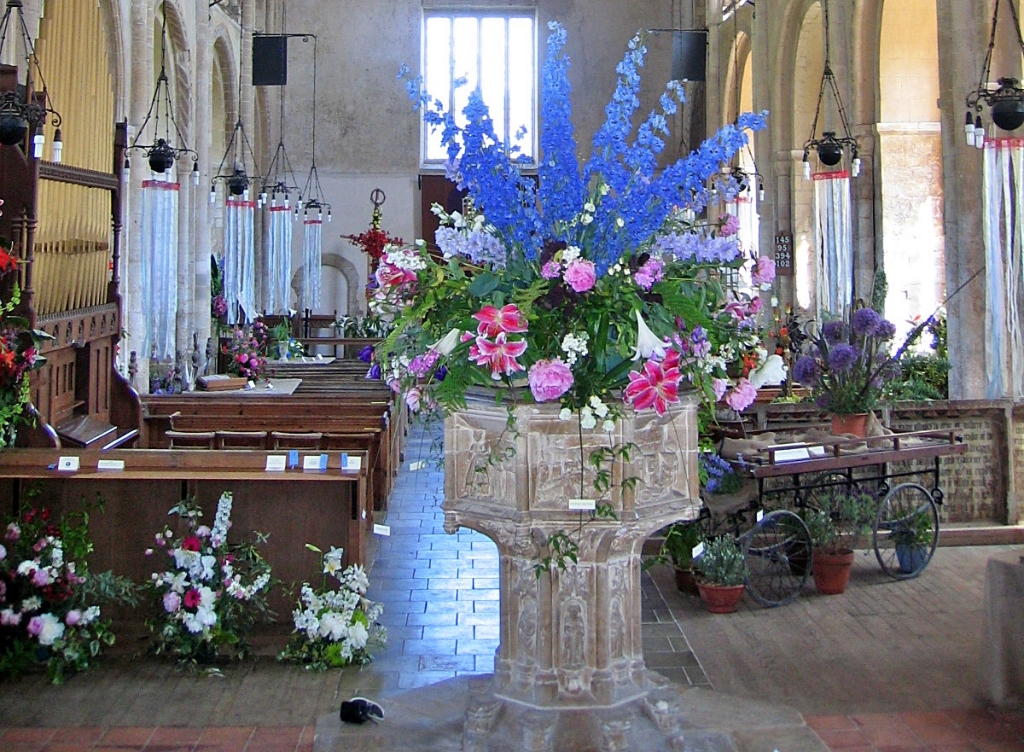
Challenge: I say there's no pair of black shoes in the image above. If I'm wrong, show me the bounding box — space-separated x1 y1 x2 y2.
340 697 385 725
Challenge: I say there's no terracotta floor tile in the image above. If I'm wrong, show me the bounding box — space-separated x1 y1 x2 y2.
242 744 298 752
39 743 95 752
852 713 922 747
3 728 57 743
1 745 49 752
147 727 203 746
197 728 254 745
99 728 157 746
898 711 973 746
51 728 107 744
808 715 861 732
944 709 1024 744
247 727 303 744
815 728 872 748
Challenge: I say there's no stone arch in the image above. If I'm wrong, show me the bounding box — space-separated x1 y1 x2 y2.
97 0 128 120
723 30 752 125
213 33 239 143
157 0 194 146
290 253 362 317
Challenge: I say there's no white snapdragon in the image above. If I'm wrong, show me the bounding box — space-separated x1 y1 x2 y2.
383 244 426 271
210 492 233 547
588 395 609 419
559 408 573 421
579 406 597 430
21 596 41 612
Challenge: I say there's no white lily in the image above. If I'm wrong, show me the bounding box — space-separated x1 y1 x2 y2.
749 353 788 388
431 328 461 356
632 310 669 361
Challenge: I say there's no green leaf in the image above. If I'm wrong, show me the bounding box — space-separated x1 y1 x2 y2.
468 271 500 298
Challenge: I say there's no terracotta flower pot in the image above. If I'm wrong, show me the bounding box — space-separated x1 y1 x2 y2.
674 565 700 596
812 548 855 594
830 412 870 438
696 582 746 613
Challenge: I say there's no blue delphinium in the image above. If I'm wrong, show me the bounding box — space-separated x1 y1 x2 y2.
400 22 768 275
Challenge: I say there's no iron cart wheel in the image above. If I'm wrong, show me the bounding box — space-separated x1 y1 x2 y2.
872 482 939 579
741 509 812 607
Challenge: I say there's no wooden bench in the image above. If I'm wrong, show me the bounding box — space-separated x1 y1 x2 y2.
0 448 371 619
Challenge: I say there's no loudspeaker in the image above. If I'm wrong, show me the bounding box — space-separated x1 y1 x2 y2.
253 35 287 86
672 30 707 82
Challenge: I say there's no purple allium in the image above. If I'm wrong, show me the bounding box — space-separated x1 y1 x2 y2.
876 319 897 340
851 308 881 337
792 355 820 385
822 321 845 343
357 345 374 363
827 344 858 373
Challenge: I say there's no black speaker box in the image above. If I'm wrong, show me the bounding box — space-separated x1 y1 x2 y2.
253 35 287 86
673 30 707 82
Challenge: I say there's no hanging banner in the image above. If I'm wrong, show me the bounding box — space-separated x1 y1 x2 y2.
302 217 323 311
724 194 760 292
263 204 292 314
982 137 1024 399
141 180 179 360
812 170 853 320
224 199 256 324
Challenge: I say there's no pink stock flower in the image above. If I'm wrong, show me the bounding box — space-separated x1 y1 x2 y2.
724 378 758 412
624 358 682 415
473 304 528 338
633 258 664 290
163 592 182 614
32 569 49 587
65 609 82 627
712 378 729 402
528 358 574 402
26 615 43 636
470 333 528 379
720 214 740 237
563 259 597 293
751 255 776 287
541 260 562 279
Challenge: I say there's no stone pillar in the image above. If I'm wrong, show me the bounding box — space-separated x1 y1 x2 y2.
127 0 154 392
194 0 213 372
239 0 260 315
984 557 1024 706
443 395 701 748
937 0 989 399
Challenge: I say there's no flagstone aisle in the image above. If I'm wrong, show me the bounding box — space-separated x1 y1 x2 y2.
0 416 1021 750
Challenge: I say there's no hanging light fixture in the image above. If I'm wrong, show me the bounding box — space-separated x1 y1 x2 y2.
965 0 1024 148
0 0 62 160
126 3 198 183
801 0 860 180
299 34 330 224
210 96 261 201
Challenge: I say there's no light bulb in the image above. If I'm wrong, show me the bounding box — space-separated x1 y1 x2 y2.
51 129 63 163
32 128 44 159
966 112 976 146
327 210 332 223
243 188 250 201
209 188 216 204
802 160 811 181
191 164 199 186
851 157 861 178
759 188 765 202
975 116 985 149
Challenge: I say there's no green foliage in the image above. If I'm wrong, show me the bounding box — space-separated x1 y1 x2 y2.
693 536 746 587
889 509 934 548
803 485 878 552
883 311 949 402
650 522 702 569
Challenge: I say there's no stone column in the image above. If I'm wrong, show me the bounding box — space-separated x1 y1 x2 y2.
127 0 154 392
239 0 261 315
194 0 213 372
937 0 989 399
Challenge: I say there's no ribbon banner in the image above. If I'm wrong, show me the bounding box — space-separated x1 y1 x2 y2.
141 180 179 360
263 205 292 315
724 195 760 292
224 199 256 324
982 137 1024 399
812 170 853 320
302 217 322 311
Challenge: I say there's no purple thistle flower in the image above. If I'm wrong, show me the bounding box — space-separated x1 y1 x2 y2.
792 355 819 385
827 344 858 373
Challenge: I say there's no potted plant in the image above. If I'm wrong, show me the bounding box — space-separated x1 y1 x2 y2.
791 307 899 437
651 522 703 595
693 536 747 613
803 486 877 594
889 510 935 575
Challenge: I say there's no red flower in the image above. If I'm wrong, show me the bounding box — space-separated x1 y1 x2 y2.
180 535 202 552
624 357 682 415
469 333 528 379
183 588 201 609
0 247 17 275
472 304 529 338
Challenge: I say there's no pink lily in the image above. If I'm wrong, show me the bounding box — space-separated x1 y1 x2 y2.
470 333 528 379
624 358 682 415
473 304 529 338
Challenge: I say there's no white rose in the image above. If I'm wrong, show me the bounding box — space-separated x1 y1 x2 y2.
36 613 65 646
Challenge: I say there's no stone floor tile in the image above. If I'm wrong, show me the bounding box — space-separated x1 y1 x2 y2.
420 625 474 640
471 601 499 613
397 671 456 690
417 655 476 672
456 613 494 626
805 716 860 732
425 599 474 613
457 588 498 601
405 612 458 626
812 728 871 748
454 639 499 656
473 624 499 640
399 639 457 655
409 586 459 601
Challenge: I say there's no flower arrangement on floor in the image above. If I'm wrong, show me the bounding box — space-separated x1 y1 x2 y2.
277 544 385 671
221 320 269 380
0 198 49 448
146 492 274 666
377 23 782 423
0 501 137 684
792 307 900 416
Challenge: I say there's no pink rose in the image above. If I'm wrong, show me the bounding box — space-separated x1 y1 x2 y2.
541 260 562 279
528 359 574 402
27 615 43 636
751 256 776 287
724 378 758 412
65 609 82 627
720 214 740 237
563 259 597 293
163 592 181 614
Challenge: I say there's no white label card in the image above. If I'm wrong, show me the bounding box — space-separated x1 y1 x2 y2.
265 455 286 472
302 455 322 471
345 456 362 471
409 460 426 471
373 524 391 536
97 459 125 471
57 456 79 472
756 509 764 522
773 447 810 463
568 498 596 511
692 542 705 559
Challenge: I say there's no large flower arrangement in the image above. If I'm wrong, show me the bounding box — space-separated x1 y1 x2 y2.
221 320 268 380
792 307 900 415
278 544 385 671
379 23 780 421
0 503 136 684
146 492 273 665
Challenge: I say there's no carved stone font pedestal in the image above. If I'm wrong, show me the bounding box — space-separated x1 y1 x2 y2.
443 394 701 750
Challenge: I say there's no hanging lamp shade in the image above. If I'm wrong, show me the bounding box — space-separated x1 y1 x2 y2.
0 113 26 146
